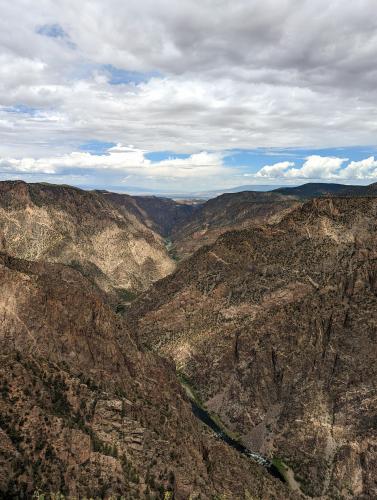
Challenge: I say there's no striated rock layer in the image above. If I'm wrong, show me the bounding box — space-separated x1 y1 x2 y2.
0 252 291 499
0 181 174 297
129 197 377 498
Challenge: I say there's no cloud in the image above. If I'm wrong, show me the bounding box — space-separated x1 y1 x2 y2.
339 156 377 179
256 161 295 178
285 155 348 179
1 0 377 163
0 145 234 190
254 155 377 181
3 148 377 191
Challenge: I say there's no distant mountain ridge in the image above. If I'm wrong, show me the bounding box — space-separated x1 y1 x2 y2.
272 181 377 197
92 181 377 199
207 181 377 199
273 182 349 197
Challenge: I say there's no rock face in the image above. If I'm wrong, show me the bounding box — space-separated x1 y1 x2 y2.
100 190 298 262
0 181 175 296
170 191 299 259
99 191 201 237
129 197 377 498
0 252 290 499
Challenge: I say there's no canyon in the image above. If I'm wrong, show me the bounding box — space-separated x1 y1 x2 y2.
0 252 290 499
129 196 377 499
0 181 174 301
1 180 377 499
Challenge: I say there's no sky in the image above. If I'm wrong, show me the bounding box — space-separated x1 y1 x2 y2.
1 0 377 193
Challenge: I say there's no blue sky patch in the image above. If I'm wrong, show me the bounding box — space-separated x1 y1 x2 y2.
102 65 160 85
79 140 116 155
36 23 76 48
223 146 377 173
3 104 39 116
36 23 67 39
145 151 191 162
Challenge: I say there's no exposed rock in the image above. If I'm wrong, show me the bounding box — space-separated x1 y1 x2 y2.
0 252 291 499
130 197 377 498
100 191 201 237
170 191 299 259
0 181 174 297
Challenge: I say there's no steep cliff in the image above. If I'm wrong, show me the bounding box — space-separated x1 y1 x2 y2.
99 191 200 237
170 191 299 259
0 181 174 297
0 252 291 499
130 197 377 498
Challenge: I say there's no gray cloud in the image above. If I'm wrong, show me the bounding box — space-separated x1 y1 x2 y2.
0 0 377 188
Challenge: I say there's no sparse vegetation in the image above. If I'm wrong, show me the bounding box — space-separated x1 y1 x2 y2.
272 457 289 482
115 287 138 302
121 454 139 483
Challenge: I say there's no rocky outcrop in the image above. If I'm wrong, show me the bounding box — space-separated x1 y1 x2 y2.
0 181 175 297
103 190 297 261
170 191 299 259
0 252 291 499
130 197 377 498
100 191 201 237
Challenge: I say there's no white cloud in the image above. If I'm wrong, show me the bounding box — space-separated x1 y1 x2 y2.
285 155 348 179
256 161 295 178
254 155 377 182
0 145 232 188
1 0 377 162
3 149 377 191
339 156 377 179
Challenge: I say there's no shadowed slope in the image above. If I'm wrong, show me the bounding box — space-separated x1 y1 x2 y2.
99 191 201 237
170 191 299 259
129 197 377 498
0 252 291 499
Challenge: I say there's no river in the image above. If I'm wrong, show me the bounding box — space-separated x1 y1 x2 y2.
180 378 286 483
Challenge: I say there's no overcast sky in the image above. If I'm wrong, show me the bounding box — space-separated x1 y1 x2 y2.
1 0 377 192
